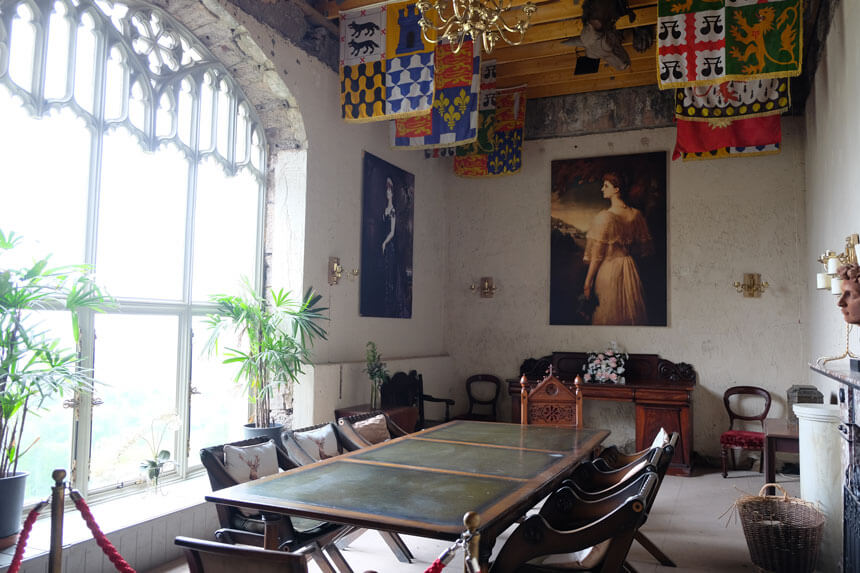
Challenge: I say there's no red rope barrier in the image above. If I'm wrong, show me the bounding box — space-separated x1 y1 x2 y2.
424 558 446 573
8 502 46 573
71 492 137 573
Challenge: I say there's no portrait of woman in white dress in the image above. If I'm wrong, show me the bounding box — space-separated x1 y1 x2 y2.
550 152 666 326
582 172 653 325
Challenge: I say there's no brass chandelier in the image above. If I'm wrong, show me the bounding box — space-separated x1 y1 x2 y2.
416 0 537 54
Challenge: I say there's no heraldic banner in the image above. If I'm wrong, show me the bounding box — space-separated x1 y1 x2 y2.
657 0 802 90
678 142 780 161
340 0 435 122
673 114 782 159
674 77 790 121
391 39 480 149
453 85 526 178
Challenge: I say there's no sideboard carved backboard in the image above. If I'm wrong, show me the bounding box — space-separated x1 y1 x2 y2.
509 352 697 476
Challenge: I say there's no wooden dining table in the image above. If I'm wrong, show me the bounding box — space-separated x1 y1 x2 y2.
205 420 609 569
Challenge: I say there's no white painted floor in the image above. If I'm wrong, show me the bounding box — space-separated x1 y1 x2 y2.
147 466 803 573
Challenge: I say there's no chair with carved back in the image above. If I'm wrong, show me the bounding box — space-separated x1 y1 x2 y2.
282 420 414 564
520 370 583 427
720 386 772 477
565 432 680 569
382 370 455 429
199 437 349 573
452 374 502 422
489 472 659 573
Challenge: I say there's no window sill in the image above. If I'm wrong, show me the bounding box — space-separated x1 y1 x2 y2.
1 473 211 569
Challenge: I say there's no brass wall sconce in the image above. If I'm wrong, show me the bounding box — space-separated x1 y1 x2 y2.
328 257 359 286
733 273 769 298
469 277 497 298
816 233 859 295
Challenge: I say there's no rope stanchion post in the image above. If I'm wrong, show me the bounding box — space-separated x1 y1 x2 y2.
463 511 481 573
49 468 67 573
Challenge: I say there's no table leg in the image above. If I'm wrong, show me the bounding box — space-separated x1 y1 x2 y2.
765 436 776 495
261 514 281 550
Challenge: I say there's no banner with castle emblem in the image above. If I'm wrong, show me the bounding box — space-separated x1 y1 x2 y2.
390 39 480 149
453 85 526 178
340 1 435 122
672 115 782 159
657 0 802 90
674 77 790 121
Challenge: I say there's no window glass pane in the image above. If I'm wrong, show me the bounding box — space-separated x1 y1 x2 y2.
189 316 248 458
9 3 36 92
44 2 72 100
192 160 259 301
14 311 76 505
89 313 178 490
73 12 97 115
97 127 187 299
0 88 90 266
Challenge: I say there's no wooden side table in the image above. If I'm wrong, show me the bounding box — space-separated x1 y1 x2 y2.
764 418 799 494
334 404 419 432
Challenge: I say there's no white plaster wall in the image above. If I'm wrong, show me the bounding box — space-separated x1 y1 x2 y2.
443 121 807 457
804 0 860 399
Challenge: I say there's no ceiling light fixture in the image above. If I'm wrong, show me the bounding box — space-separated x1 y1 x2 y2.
416 0 537 54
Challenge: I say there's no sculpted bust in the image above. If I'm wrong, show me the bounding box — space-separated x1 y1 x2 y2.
837 263 860 324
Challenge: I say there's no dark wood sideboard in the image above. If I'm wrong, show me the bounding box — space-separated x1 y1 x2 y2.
508 352 696 476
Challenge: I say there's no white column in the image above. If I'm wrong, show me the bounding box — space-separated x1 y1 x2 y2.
794 403 842 573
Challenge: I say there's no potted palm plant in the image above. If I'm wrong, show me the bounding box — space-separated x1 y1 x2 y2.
205 281 328 440
0 230 111 548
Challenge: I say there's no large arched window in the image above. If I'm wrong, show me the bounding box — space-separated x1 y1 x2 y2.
0 0 266 502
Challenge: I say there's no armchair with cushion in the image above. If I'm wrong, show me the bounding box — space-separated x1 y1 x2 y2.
336 412 410 450
382 370 454 429
282 421 414 564
199 437 350 573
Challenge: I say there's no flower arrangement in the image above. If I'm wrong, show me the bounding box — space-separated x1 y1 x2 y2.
363 341 389 410
582 342 628 384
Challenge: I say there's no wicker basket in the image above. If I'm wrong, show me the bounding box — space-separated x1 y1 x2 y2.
737 483 825 573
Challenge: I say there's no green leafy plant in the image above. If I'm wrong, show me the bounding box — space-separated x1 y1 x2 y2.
134 412 178 487
363 341 389 409
205 280 328 428
0 230 112 477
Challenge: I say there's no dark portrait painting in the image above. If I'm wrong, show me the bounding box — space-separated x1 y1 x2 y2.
550 152 667 326
360 152 414 318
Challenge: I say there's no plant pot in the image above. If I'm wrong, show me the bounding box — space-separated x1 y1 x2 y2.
243 423 285 443
0 471 28 549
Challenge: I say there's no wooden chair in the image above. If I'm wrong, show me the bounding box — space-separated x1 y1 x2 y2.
382 370 455 429
175 536 311 573
283 420 414 564
199 437 350 573
452 374 502 422
564 433 680 570
720 386 771 477
489 472 659 573
336 411 410 450
520 371 583 427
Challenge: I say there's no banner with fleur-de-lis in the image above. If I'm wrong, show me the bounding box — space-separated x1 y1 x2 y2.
657 0 802 90
391 39 480 149
453 85 526 178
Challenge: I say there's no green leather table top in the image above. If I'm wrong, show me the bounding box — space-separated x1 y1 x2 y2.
206 421 608 538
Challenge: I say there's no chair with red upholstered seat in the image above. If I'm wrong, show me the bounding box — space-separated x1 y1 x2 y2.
720 386 771 478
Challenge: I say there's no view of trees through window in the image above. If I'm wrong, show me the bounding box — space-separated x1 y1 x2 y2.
0 0 265 502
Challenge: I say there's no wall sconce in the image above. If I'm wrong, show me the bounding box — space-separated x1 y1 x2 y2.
816 233 859 295
469 277 497 298
733 273 769 298
328 257 359 286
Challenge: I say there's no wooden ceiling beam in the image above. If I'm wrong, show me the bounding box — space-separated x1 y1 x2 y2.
498 52 656 89
496 43 656 78
524 70 657 99
515 5 657 45
492 29 641 63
